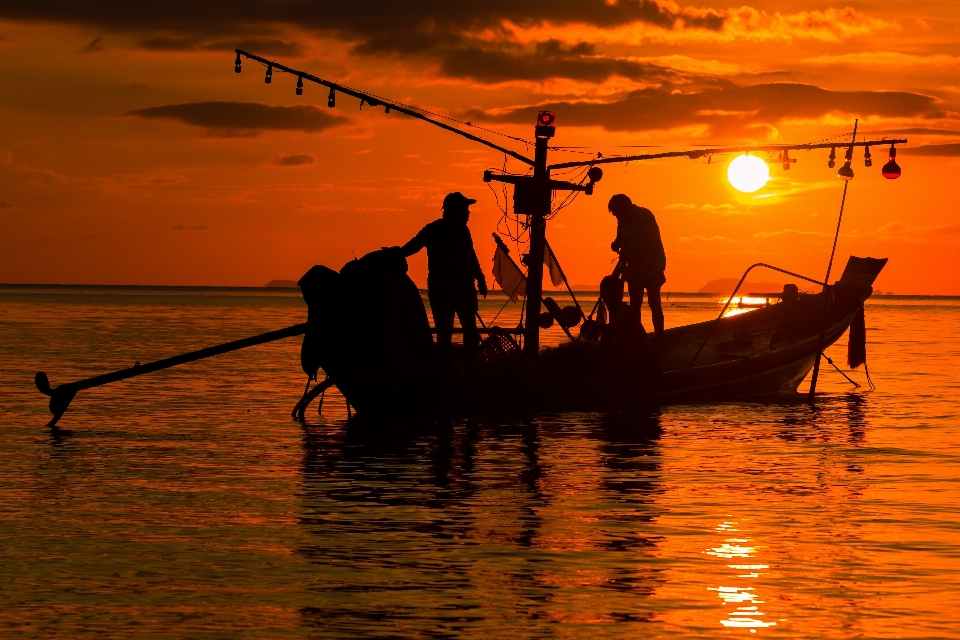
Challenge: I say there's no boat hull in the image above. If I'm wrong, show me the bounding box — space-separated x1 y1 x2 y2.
330 256 885 417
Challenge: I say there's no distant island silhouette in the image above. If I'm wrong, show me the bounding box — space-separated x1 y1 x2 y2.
265 279 298 288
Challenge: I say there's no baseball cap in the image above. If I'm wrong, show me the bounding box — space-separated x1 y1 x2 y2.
442 192 477 209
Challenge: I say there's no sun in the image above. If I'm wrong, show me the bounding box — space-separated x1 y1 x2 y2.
727 154 771 193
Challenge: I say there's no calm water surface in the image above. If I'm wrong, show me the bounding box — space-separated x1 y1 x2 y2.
1 286 958 638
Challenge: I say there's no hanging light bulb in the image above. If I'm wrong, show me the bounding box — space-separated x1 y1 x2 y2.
782 149 791 171
264 64 272 84
327 87 336 108
827 147 836 169
296 76 303 96
234 52 242 74
838 146 855 181
881 144 901 179
864 146 873 167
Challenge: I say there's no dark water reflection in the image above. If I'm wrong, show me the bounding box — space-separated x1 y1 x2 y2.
294 412 665 636
3 288 959 637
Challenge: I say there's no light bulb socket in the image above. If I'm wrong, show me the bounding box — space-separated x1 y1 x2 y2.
264 65 272 84
296 76 303 96
234 52 242 73
327 87 336 108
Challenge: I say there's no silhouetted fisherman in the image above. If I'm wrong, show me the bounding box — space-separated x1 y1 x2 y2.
608 194 666 346
401 192 487 369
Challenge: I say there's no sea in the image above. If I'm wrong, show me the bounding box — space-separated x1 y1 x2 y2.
1 285 958 638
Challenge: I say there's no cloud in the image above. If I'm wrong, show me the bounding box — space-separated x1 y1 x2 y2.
752 228 829 239
137 37 303 56
862 127 960 136
677 235 739 243
125 101 347 136
505 6 893 46
0 2 725 85
0 200 15 209
272 152 316 166
0 2 905 90
77 36 103 54
172 224 208 231
900 143 960 156
664 203 696 210
437 40 680 84
804 52 960 68
473 83 947 135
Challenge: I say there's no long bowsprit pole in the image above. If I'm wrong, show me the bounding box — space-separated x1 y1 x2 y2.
36 323 308 427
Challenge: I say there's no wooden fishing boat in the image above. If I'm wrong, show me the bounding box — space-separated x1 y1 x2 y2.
290 251 885 419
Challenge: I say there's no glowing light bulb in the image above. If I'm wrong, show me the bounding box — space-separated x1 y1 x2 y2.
727 154 770 193
882 145 901 179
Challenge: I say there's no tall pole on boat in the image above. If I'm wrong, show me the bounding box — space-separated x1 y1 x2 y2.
808 119 858 403
523 129 552 357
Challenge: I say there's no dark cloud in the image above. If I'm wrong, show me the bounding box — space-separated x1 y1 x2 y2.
273 153 316 166
78 36 103 54
900 142 960 156
470 83 946 135
0 1 723 84
138 36 303 56
126 101 347 136
439 40 678 84
865 127 960 136
0 2 723 37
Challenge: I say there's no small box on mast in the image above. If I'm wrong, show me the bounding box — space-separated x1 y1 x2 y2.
535 111 556 139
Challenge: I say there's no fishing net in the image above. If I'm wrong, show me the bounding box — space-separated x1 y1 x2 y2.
478 329 531 378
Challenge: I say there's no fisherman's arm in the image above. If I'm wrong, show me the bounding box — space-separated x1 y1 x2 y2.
400 229 428 256
466 229 487 297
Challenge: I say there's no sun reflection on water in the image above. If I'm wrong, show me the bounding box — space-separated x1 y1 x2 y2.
707 520 778 631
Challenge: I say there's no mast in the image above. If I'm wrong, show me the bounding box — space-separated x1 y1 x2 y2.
523 121 553 356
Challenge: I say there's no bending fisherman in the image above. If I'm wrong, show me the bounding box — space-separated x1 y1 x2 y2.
608 193 666 346
401 192 487 368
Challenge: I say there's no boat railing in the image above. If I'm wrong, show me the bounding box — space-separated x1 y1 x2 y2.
687 263 825 369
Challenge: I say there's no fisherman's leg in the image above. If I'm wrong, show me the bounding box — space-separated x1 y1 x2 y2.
455 294 480 372
647 283 665 341
429 294 456 354
626 278 645 325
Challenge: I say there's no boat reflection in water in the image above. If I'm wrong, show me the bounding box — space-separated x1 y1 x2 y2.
295 412 665 632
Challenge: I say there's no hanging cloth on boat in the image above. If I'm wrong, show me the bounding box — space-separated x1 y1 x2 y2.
543 243 564 288
492 234 527 303
847 305 867 369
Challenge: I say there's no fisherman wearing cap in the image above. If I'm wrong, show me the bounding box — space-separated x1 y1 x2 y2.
401 192 487 368
608 193 666 346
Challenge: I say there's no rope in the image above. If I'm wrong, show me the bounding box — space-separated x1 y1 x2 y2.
820 353 861 388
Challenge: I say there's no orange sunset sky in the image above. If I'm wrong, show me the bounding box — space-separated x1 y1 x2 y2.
0 2 958 293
